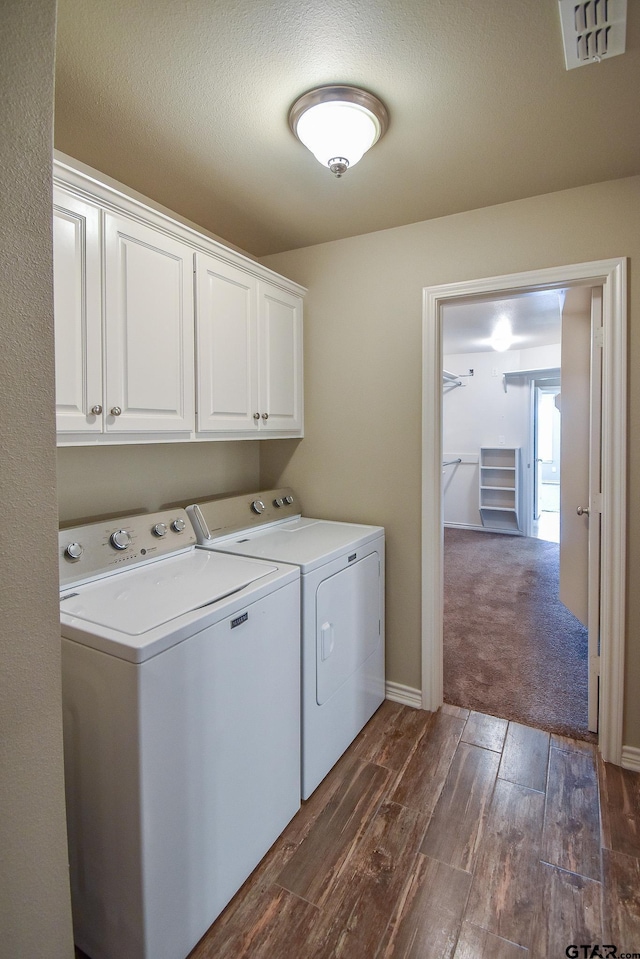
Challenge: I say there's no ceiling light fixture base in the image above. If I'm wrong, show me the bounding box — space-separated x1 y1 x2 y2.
328 157 349 178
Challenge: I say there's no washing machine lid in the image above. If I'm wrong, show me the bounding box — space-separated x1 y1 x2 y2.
60 549 277 636
211 518 384 574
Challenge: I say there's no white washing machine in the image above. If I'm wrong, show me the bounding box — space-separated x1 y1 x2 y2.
187 489 385 800
59 508 300 959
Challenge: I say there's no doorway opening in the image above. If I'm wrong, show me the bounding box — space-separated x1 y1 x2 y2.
440 290 590 737
421 260 627 765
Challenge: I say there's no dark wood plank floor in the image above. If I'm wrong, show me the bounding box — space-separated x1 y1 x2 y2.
76 701 640 959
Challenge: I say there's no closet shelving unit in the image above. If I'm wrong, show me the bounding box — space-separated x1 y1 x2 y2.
478 447 522 533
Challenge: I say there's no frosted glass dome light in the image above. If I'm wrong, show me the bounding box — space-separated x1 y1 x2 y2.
289 86 389 178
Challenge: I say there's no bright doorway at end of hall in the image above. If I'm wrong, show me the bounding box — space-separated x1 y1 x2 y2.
533 387 561 544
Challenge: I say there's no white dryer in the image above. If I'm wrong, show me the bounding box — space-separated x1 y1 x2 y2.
187 489 385 799
59 508 300 959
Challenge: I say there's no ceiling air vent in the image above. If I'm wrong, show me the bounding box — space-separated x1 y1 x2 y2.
558 0 627 69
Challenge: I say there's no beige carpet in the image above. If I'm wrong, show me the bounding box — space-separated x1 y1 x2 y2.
443 527 595 741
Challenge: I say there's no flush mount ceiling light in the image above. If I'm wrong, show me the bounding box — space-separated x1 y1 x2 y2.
288 85 389 178
490 317 514 352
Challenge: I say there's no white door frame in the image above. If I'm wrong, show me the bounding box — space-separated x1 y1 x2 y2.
421 259 627 765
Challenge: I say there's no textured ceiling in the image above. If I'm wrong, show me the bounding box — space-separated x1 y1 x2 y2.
54 0 640 256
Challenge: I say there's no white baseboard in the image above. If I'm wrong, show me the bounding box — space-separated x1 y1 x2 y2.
385 680 422 709
444 522 523 536
621 745 640 772
444 522 483 531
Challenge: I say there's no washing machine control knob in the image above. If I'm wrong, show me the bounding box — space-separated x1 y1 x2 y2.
152 523 168 537
274 498 284 508
65 542 84 560
251 499 266 514
284 495 294 505
110 529 131 551
171 518 187 533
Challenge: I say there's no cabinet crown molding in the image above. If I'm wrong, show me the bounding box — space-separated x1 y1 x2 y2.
53 151 307 299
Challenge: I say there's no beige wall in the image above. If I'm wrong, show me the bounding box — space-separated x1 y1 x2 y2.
3 21 637 947
260 176 640 749
58 442 260 523
0 1 75 955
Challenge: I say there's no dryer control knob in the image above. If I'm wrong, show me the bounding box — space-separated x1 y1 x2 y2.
284 495 294 505
274 498 284 508
152 523 168 537
110 529 131 551
171 518 187 533
65 542 84 560
251 499 266 514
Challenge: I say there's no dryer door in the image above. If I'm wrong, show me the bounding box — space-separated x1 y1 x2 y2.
316 551 381 705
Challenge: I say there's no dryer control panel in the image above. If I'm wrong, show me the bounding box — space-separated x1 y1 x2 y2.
188 488 300 542
59 509 197 589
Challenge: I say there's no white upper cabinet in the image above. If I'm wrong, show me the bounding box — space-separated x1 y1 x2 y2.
195 254 258 433
53 189 102 432
53 155 305 445
195 256 303 437
103 212 194 433
258 283 303 434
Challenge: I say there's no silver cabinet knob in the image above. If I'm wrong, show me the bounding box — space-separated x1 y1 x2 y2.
251 499 266 514
576 506 590 516
171 518 187 533
65 542 84 560
253 412 260 420
152 523 168 537
110 529 131 550
110 406 122 416
91 405 103 415
261 412 269 420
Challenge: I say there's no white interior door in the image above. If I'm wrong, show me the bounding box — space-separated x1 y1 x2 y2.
559 286 602 732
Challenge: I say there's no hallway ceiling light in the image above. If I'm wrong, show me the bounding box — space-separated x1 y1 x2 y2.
490 317 514 352
288 85 389 178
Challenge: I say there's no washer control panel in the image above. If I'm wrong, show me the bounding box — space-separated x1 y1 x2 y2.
59 508 197 589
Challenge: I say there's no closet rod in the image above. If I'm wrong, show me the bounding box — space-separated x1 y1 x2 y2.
442 458 462 467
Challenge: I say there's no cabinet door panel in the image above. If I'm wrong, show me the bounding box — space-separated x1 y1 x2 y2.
258 284 303 433
104 214 194 433
195 254 258 433
53 190 102 432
